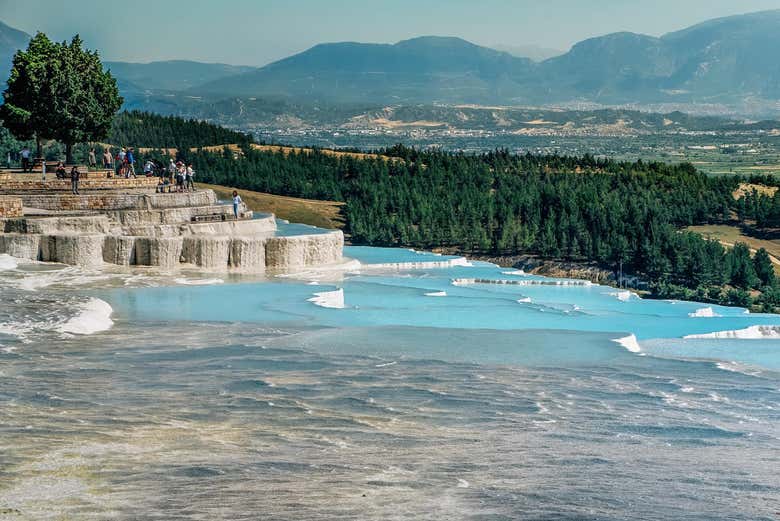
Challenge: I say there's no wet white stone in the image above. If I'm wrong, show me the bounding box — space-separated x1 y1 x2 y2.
229 237 267 272
0 233 41 260
0 189 343 271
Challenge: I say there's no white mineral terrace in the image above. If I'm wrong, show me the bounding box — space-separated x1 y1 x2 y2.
0 175 343 272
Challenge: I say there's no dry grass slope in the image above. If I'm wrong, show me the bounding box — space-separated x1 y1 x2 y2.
686 224 780 273
199 183 345 230
99 143 397 162
249 144 399 162
732 183 778 200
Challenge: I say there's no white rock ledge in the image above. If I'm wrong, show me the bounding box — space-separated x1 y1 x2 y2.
0 189 344 273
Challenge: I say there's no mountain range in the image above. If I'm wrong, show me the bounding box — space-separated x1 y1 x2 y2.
0 20 31 83
194 10 780 107
2 10 780 114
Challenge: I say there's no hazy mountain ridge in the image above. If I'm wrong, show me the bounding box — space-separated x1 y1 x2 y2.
658 10 780 99
196 36 537 103
539 10 780 103
3 11 780 113
0 20 32 82
0 23 253 93
193 10 780 108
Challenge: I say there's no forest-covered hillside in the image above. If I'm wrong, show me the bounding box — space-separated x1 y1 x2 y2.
108 111 251 149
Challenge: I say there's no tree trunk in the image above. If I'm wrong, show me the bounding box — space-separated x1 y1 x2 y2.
36 135 42 158
65 142 73 165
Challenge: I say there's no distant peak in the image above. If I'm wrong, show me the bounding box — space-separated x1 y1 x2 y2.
395 36 477 48
662 8 780 39
578 31 658 44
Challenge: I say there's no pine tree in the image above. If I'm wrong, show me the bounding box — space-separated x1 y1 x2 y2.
753 248 775 287
729 243 760 289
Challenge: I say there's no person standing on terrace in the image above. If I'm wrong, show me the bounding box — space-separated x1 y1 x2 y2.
116 148 126 177
167 158 176 186
70 166 81 195
88 148 97 169
126 148 136 177
232 190 242 219
185 164 195 192
19 146 31 172
103 148 113 170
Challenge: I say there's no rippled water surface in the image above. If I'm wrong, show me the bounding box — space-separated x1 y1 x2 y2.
1 250 779 520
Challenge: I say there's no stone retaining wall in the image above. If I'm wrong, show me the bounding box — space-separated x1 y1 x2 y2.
0 197 23 218
0 177 159 192
17 191 216 212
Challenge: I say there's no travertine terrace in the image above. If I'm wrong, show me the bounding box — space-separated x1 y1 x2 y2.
0 170 343 272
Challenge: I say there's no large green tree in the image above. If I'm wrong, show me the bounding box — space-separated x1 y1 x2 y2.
49 35 122 164
0 32 59 156
0 33 122 163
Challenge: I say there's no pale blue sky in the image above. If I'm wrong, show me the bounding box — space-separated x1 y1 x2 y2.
2 0 780 65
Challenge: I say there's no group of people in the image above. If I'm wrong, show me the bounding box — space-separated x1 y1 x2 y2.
109 147 137 178
16 145 205 201
84 146 142 178
156 159 196 193
53 161 82 195
18 145 136 179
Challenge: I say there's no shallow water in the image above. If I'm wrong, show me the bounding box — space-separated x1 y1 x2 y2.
0 249 779 520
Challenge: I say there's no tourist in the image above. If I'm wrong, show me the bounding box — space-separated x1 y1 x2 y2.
185 164 195 192
143 160 154 177
70 166 81 195
126 148 136 177
154 160 162 176
175 162 185 192
155 177 166 193
88 148 97 169
20 146 31 172
55 161 67 179
116 148 126 177
167 158 176 185
102 148 113 170
232 190 242 219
